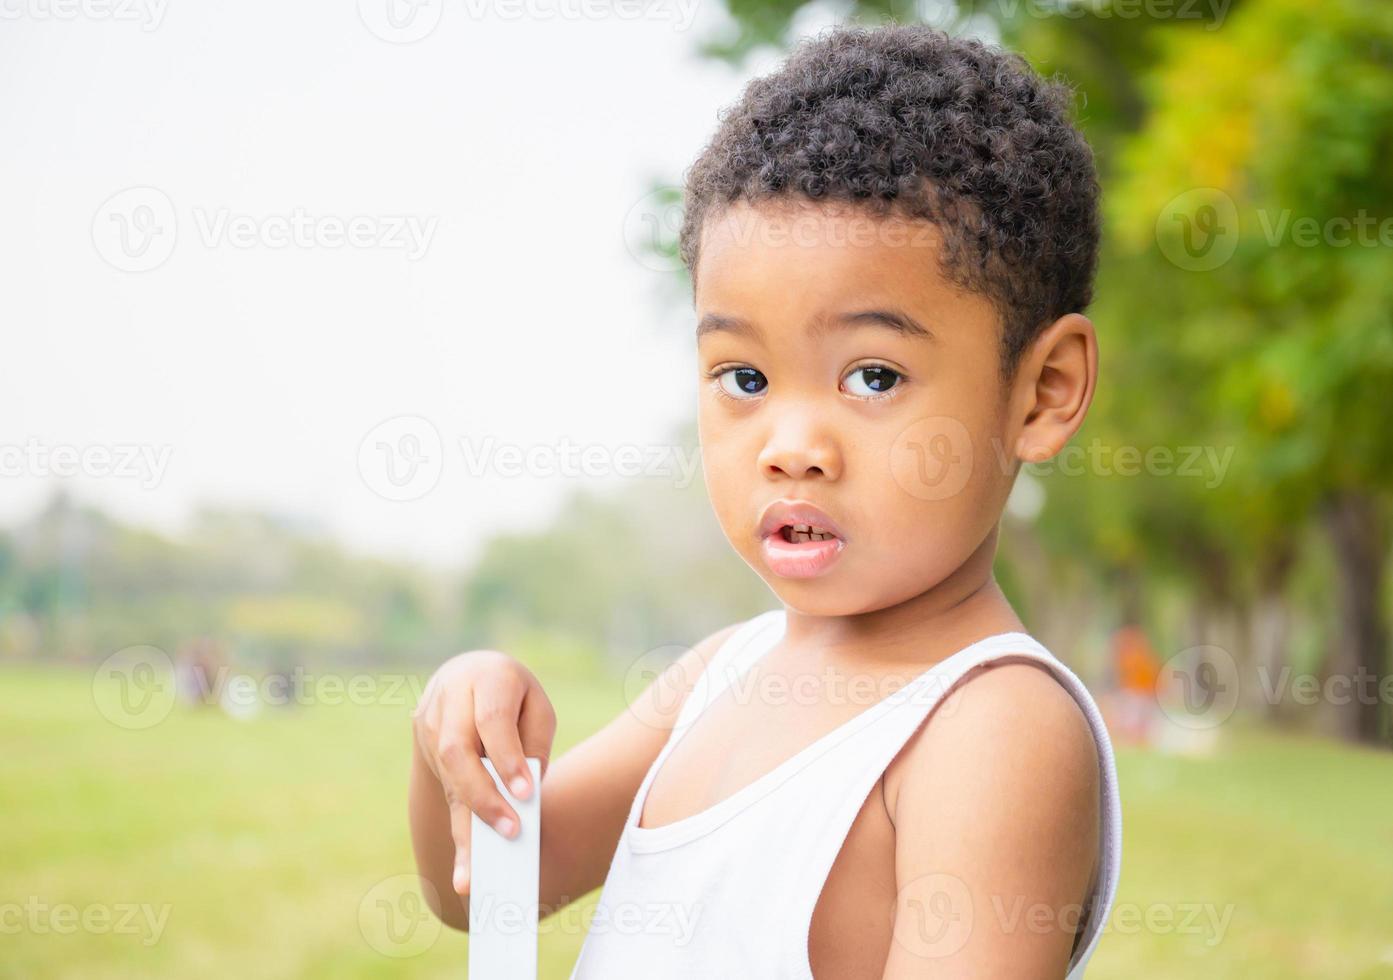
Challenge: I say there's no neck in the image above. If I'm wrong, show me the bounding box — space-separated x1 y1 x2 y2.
779 522 1025 667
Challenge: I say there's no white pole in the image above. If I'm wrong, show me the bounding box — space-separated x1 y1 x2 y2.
469 757 541 980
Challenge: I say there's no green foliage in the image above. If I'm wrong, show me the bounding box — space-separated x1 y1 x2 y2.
0 491 457 668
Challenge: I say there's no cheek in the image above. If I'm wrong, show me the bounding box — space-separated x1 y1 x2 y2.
697 408 752 530
862 416 1003 555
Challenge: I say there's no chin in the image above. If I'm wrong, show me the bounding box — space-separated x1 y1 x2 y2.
761 574 878 618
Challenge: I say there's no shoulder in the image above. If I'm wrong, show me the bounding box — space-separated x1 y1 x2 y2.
628 613 763 733
888 656 1099 812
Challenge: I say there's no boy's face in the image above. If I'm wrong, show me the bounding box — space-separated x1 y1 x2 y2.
694 200 1025 616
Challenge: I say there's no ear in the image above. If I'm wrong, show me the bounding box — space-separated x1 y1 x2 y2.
1011 313 1098 465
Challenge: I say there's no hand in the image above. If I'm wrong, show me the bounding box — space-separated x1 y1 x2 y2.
411 649 557 896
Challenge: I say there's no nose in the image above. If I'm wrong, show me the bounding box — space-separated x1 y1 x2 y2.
756 409 842 483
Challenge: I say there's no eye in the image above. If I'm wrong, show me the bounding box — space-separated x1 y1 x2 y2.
842 365 902 398
715 366 768 399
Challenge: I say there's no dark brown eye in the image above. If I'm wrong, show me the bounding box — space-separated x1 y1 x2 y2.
844 365 901 397
717 367 768 398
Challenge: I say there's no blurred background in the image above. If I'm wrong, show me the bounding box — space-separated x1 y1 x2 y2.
2 0 1391 976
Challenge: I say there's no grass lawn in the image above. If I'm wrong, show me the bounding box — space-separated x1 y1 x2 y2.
3 658 1392 979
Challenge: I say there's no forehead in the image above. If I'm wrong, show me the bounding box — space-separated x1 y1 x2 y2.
693 198 988 330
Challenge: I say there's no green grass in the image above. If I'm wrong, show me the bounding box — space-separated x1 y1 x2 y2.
2 662 1391 979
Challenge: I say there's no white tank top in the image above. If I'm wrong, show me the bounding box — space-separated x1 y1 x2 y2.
569 608 1123 979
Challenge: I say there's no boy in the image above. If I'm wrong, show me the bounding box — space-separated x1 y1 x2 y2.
410 23 1121 978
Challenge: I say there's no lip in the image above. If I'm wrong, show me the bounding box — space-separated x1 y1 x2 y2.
756 499 848 579
756 499 848 541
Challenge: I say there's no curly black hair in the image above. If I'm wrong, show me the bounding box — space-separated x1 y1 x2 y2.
678 23 1100 378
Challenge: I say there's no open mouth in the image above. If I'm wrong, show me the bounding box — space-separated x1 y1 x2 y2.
778 523 838 544
761 522 845 578
755 500 847 579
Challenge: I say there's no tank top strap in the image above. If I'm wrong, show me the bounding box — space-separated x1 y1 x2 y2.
668 608 785 737
620 609 786 836
781 631 1123 980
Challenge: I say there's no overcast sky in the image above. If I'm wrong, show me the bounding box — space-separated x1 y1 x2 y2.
1 0 867 567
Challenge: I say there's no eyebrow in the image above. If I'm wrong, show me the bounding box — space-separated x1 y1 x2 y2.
695 308 934 342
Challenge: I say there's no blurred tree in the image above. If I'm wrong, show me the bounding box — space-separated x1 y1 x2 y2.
1108 0 1393 742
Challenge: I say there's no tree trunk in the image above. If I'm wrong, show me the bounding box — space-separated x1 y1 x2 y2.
1322 490 1389 746
1250 543 1297 724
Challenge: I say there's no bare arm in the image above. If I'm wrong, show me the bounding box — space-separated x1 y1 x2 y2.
408 622 741 931
881 661 1101 979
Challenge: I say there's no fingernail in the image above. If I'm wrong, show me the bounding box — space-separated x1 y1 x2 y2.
509 775 530 799
495 816 516 838
453 863 468 893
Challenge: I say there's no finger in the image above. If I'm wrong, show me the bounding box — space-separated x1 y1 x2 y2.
444 782 473 895
412 689 447 783
436 703 520 838
516 682 558 787
474 678 532 801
